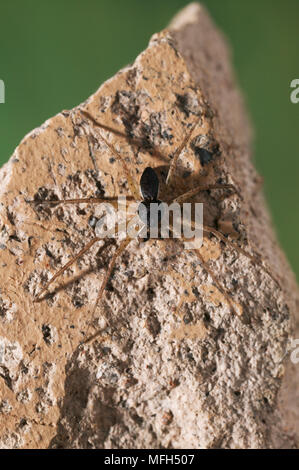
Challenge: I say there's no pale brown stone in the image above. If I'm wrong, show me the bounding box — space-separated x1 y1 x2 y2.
0 3 298 448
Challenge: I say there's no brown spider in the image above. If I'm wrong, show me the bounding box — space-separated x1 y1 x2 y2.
28 109 277 344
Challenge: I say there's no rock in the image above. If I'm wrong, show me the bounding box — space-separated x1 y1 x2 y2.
0 2 298 449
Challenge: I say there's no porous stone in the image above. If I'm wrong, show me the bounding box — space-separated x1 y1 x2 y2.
0 3 298 448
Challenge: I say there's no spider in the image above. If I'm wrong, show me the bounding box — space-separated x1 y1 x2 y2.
28 109 277 344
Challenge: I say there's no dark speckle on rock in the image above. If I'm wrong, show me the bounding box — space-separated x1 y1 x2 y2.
42 324 54 345
183 311 193 324
88 216 98 228
197 148 213 166
146 312 161 337
175 92 201 117
191 134 220 166
183 170 192 178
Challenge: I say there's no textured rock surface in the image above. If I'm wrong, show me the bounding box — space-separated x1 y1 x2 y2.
0 3 298 448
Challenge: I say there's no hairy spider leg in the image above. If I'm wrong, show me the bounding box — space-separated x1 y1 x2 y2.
34 236 102 301
169 187 279 320
167 223 239 316
33 202 136 301
165 116 202 186
169 181 279 287
82 236 132 345
172 183 242 204
80 109 140 201
183 214 279 288
193 248 240 316
28 197 122 209
203 225 280 287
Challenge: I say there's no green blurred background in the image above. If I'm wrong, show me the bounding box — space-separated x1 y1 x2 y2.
0 0 298 280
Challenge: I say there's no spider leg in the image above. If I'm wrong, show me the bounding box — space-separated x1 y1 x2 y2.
80 110 140 201
159 233 239 319
82 236 132 345
171 183 242 204
203 225 280 286
166 116 201 186
27 196 121 209
193 249 240 316
35 236 101 301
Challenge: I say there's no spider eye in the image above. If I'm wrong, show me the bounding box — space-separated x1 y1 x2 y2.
140 167 159 200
